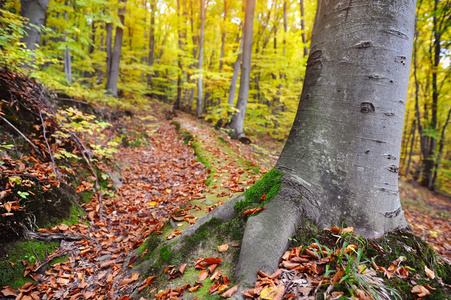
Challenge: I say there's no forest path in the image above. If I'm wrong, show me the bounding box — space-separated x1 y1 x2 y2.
14 113 209 299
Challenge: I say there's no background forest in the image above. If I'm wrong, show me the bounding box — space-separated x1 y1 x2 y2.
0 0 450 192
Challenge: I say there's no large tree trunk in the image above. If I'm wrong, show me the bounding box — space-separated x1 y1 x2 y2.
105 0 126 97
228 0 256 138
173 0 415 296
20 0 51 67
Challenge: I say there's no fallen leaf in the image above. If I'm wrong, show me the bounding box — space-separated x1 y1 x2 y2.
411 285 430 297
209 280 221 294
3 202 12 213
260 286 279 299
424 265 435 279
198 270 209 281
221 285 238 298
179 263 187 274
1 287 17 297
218 244 229 252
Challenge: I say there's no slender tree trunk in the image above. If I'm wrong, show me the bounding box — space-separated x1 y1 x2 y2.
227 35 243 107
174 0 183 109
96 30 105 84
196 0 205 117
20 0 51 68
405 119 416 177
105 0 126 97
218 0 227 73
147 0 155 88
105 22 113 89
299 0 308 57
422 0 440 189
431 108 451 189
64 46 72 84
63 4 72 84
228 0 256 138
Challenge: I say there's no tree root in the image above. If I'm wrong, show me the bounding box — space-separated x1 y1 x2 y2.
25 231 91 242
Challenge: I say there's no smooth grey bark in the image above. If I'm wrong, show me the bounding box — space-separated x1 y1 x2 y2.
232 0 415 295
196 0 205 117
20 0 50 67
63 46 72 84
147 0 155 88
63 4 72 84
405 120 416 177
174 0 183 109
228 0 256 138
105 22 113 81
105 0 126 97
299 0 308 56
227 35 243 106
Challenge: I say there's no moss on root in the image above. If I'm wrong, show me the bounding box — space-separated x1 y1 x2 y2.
133 216 245 299
233 168 283 215
367 230 451 297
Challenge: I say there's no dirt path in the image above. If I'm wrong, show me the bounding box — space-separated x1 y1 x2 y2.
10 115 208 299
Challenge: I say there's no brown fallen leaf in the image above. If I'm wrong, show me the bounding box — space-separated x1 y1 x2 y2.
198 270 209 281
424 265 435 279
166 230 182 240
179 263 187 274
221 285 238 298
411 285 431 297
218 243 229 252
209 281 221 294
1 287 17 297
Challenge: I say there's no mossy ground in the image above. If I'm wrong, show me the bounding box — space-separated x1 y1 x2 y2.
0 240 65 288
133 216 244 299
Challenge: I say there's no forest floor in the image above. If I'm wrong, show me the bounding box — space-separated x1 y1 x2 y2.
1 98 451 299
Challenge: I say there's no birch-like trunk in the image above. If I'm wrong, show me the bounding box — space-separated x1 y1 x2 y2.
228 0 256 138
105 0 126 97
196 0 205 117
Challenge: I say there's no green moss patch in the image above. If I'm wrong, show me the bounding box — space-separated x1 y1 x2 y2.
233 168 283 215
0 240 62 288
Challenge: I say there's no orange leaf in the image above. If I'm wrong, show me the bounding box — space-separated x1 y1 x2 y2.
87 211 95 221
198 270 209 281
411 285 430 297
424 265 435 279
1 287 17 297
3 202 12 213
209 281 221 294
332 270 345 284
218 244 229 253
179 263 187 274
221 285 238 298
